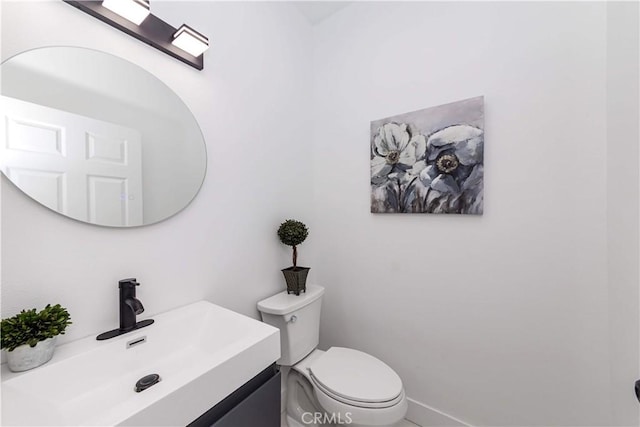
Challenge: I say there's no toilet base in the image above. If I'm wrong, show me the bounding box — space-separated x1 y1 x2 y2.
285 367 406 427
285 413 369 427
285 413 305 427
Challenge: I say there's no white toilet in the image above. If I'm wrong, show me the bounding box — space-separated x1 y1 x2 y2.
257 285 408 427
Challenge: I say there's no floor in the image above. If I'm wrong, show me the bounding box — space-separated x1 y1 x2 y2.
281 413 419 427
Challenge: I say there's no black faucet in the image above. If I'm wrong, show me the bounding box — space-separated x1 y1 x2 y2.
119 278 145 331
96 278 154 341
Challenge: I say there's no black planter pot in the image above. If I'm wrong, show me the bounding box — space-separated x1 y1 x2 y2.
281 267 310 295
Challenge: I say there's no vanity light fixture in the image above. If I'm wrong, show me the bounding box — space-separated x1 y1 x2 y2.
172 25 210 57
102 0 150 25
63 1 208 70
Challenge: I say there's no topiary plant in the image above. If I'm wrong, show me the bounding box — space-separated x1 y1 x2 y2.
277 219 308 268
1 304 72 352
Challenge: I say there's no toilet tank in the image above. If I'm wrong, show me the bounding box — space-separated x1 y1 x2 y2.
257 285 324 366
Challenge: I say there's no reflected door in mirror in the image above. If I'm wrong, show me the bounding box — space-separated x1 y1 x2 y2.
1 96 143 226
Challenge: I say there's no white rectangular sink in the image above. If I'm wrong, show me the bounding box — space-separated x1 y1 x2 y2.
1 301 280 426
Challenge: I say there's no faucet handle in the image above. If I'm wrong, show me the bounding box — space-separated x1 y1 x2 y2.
119 278 139 288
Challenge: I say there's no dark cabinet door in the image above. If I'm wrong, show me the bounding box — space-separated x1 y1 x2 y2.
212 371 281 427
188 364 281 427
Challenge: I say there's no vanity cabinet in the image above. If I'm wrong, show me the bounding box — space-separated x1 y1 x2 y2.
188 364 281 427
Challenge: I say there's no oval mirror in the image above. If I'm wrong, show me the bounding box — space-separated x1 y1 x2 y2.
0 47 206 227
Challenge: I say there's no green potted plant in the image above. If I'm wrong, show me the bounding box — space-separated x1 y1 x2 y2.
1 304 72 372
278 219 310 295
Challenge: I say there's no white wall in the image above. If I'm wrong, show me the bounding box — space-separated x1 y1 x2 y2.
606 1 640 425
311 2 628 426
0 0 315 345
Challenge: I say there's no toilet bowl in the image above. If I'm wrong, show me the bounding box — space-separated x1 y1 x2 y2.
257 285 407 426
289 348 407 426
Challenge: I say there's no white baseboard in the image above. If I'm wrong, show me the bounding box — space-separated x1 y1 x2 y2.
406 397 473 427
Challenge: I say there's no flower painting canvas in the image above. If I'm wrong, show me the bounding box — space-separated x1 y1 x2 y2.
370 96 484 214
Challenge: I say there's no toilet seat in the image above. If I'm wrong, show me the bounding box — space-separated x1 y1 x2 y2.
308 347 404 407
310 373 405 408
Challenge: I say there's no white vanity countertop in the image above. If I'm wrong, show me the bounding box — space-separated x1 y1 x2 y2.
1 300 280 426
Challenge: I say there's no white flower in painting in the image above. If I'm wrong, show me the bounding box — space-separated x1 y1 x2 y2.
418 124 484 194
371 122 426 185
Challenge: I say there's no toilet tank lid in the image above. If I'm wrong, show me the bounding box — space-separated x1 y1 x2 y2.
257 284 324 315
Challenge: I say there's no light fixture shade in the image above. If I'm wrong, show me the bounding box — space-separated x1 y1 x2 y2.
102 0 150 25
172 24 210 57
